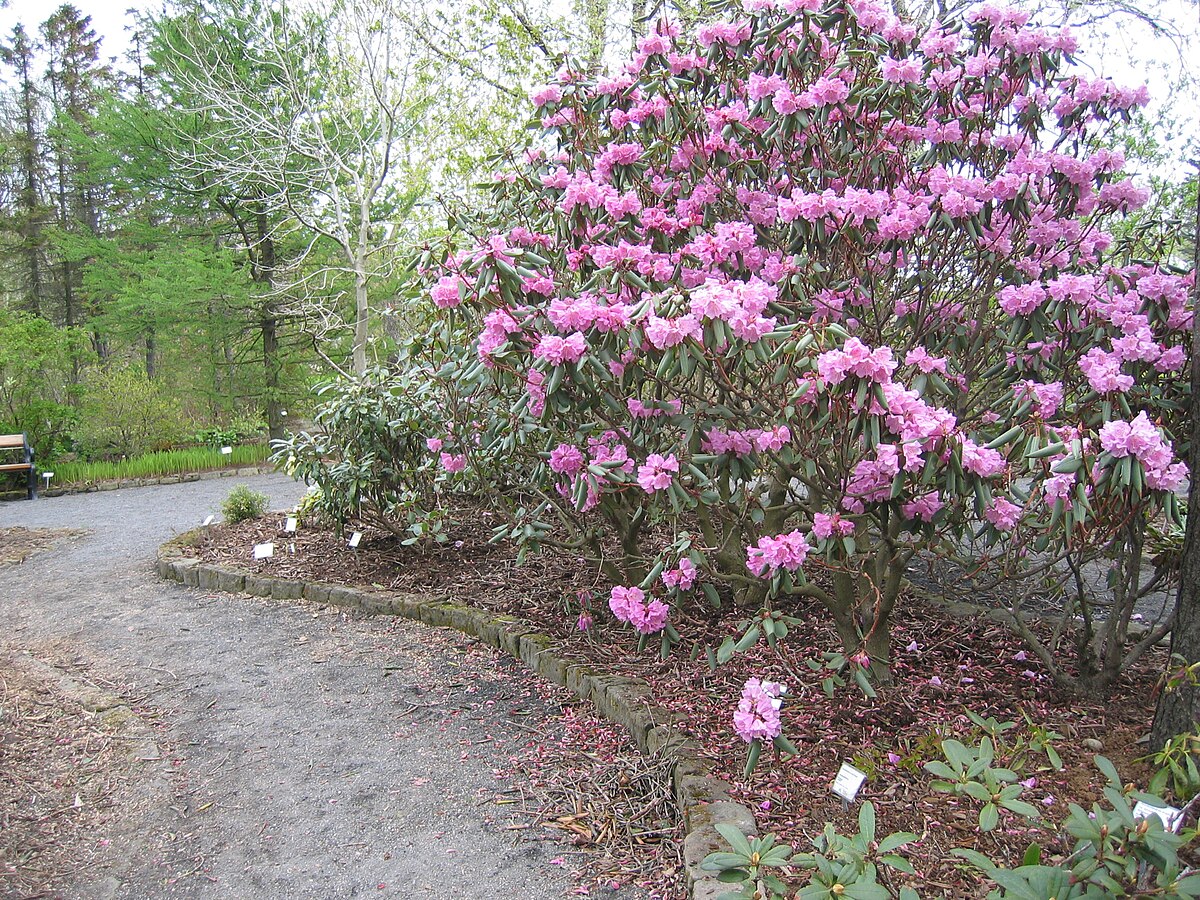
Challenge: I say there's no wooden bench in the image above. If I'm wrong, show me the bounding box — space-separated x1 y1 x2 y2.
0 433 36 500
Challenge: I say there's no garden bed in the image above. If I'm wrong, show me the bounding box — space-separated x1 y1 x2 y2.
185 509 1188 896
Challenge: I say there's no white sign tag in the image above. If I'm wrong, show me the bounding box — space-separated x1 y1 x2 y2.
220 446 233 455
348 531 362 548
202 515 215 527
1132 800 1183 832
831 762 867 803
253 542 274 560
288 542 296 555
285 517 298 532
43 471 54 479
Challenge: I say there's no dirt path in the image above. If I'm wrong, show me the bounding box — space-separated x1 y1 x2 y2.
0 475 575 899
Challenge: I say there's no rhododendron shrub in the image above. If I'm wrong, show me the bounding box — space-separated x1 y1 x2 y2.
419 0 1193 686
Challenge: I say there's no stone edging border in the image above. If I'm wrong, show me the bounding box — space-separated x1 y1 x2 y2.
157 529 753 900
0 465 277 502
1 651 161 764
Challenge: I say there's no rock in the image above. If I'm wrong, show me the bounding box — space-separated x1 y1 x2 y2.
1082 737 1103 752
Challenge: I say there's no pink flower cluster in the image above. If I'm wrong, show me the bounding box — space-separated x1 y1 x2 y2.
812 512 855 539
687 278 778 343
984 497 1023 531
637 453 679 493
662 557 698 591
533 332 588 365
746 530 810 577
1099 412 1188 491
703 425 791 456
733 678 786 743
817 338 897 385
608 586 670 634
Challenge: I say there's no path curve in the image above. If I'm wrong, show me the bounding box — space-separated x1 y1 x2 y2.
0 475 572 899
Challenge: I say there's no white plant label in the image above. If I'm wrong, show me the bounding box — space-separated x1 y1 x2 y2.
42 471 54 479
220 446 233 455
348 531 362 549
253 542 274 560
285 517 298 532
1132 800 1182 832
831 762 867 803
202 515 215 527
288 542 296 555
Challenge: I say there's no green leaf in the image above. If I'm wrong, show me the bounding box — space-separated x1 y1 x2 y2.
715 823 754 858
978 802 999 832
858 800 876 841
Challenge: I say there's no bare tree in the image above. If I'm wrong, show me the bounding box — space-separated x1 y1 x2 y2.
156 0 436 375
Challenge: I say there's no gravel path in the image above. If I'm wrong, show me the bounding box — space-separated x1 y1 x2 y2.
0 475 572 899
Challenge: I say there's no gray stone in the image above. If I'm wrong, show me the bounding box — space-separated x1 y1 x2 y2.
565 664 597 702
1082 737 1103 752
326 586 363 609
302 582 332 604
534 648 568 687
675 774 731 810
216 570 245 593
243 575 274 597
270 578 303 601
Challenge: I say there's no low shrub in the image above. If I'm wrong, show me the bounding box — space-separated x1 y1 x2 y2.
222 485 268 523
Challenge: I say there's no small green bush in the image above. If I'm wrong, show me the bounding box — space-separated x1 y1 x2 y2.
222 485 268 524
75 364 191 458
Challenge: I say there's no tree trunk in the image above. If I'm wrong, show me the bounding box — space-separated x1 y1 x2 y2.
1150 168 1200 750
255 211 285 442
353 270 369 375
146 329 156 380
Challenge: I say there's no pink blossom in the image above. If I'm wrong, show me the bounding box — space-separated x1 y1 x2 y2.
901 491 943 522
608 586 670 634
426 438 444 453
1099 412 1189 491
959 438 1007 478
549 443 585 475
645 314 702 349
746 530 810 577
984 497 1023 531
636 453 679 493
530 84 563 106
533 332 588 365
662 557 698 591
732 678 786 743
817 338 897 386
431 274 467 309
439 453 466 473
812 512 855 539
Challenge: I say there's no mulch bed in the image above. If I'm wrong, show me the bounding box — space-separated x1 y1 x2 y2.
0 528 89 567
189 508 1189 896
0 656 135 899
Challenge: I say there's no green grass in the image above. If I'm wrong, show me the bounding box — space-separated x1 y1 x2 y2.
47 444 273 487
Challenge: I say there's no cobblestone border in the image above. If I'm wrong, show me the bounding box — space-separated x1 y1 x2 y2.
157 529 752 899
0 465 277 502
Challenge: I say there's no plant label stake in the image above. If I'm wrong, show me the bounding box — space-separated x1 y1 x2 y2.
288 542 296 555
285 517 298 533
202 515 215 527
831 762 867 807
253 542 274 560
42 471 53 491
221 446 233 456
348 531 362 549
1132 800 1183 832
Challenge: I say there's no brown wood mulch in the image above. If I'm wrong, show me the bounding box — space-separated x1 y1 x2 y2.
189 508 1191 896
